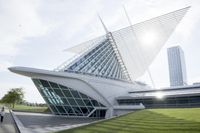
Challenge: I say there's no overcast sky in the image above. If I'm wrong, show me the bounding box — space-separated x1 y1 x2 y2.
0 0 200 103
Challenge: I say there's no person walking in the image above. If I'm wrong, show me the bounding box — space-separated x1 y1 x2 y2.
0 106 5 123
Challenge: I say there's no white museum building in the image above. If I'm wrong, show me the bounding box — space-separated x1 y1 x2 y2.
10 7 200 119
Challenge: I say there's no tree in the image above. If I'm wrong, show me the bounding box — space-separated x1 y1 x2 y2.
1 88 24 108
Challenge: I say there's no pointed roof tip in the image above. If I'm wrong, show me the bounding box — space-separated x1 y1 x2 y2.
97 13 109 34
185 6 191 11
179 6 191 11
185 6 191 9
173 6 191 13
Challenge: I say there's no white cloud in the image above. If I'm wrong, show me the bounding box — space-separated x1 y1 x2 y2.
0 61 12 72
0 81 44 103
0 0 50 56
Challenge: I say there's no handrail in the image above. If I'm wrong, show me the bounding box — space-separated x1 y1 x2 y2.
9 109 21 133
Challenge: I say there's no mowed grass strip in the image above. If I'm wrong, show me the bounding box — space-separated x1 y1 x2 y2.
12 104 48 113
55 108 200 133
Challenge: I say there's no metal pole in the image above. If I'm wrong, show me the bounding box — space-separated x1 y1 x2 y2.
123 5 156 88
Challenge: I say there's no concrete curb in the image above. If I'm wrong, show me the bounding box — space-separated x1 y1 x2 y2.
9 110 33 133
9 110 21 133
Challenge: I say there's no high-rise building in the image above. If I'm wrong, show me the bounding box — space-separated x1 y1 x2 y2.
168 46 187 86
9 7 190 118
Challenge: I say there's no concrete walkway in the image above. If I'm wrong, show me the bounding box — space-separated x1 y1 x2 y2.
0 107 18 133
14 111 100 133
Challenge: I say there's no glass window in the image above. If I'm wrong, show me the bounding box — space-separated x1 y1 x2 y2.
59 85 69 90
44 87 55 97
190 96 200 103
80 107 89 115
56 97 64 105
49 98 59 105
46 97 54 104
99 103 105 107
50 105 58 113
61 98 69 105
63 89 73 98
42 89 51 97
33 79 106 117
49 89 58 98
68 113 76 116
42 97 51 104
87 107 94 112
32 79 41 87
49 82 59 88
91 100 100 107
68 98 77 106
64 106 74 113
80 93 88 99
53 89 64 97
55 106 66 113
72 107 83 116
39 79 50 87
71 90 81 98
99 110 106 118
83 99 92 107
76 99 85 106
38 88 46 97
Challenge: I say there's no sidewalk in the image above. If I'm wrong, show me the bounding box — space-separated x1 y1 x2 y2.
14 111 99 133
0 107 18 133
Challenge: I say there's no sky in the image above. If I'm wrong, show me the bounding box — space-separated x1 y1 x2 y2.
0 0 200 103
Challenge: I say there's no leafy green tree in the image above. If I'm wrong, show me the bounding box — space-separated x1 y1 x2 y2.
1 88 24 108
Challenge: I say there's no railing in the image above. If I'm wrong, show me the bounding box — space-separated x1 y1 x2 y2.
9 110 21 133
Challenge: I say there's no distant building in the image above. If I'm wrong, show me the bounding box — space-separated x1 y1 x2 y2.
119 84 200 108
193 82 200 85
167 46 187 87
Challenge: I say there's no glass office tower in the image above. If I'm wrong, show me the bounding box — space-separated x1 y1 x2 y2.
168 46 187 86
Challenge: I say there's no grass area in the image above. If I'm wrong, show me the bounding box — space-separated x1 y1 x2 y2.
56 108 200 133
12 104 49 113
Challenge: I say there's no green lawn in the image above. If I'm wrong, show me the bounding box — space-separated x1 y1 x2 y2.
56 108 200 133
12 104 49 113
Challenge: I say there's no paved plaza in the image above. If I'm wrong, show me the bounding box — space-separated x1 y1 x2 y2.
14 111 100 133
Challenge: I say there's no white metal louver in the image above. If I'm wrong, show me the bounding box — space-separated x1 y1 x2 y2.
112 7 190 80
61 7 190 81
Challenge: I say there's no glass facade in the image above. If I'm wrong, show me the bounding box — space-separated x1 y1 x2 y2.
32 79 106 118
167 46 187 86
117 95 200 108
63 33 131 81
